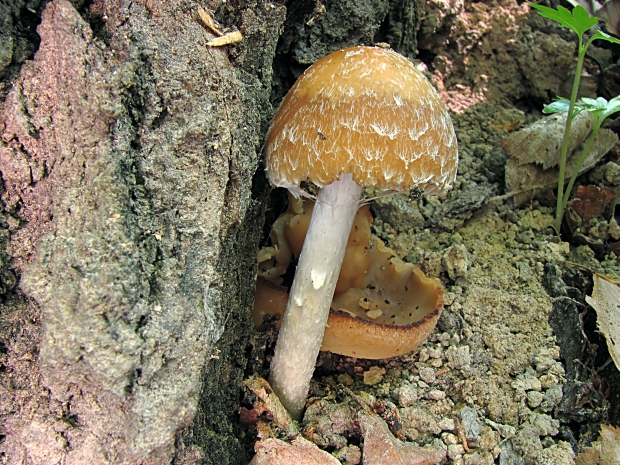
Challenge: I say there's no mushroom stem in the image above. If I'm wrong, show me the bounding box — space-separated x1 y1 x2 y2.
269 173 363 419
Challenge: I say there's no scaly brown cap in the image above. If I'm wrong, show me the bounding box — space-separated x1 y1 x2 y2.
265 46 458 194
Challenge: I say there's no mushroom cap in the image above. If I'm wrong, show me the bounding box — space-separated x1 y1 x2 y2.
265 46 458 194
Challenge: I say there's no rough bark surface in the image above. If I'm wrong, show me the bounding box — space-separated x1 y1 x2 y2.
0 0 285 463
269 0 419 107
0 0 47 100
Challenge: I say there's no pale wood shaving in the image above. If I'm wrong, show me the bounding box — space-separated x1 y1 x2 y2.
207 31 243 47
198 6 222 36
244 376 297 437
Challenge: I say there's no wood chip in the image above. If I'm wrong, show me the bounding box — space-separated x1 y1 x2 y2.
455 417 470 452
207 31 243 47
250 437 341 465
359 412 446 465
198 6 222 36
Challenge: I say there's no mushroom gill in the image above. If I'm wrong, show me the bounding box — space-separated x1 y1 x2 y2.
255 195 443 359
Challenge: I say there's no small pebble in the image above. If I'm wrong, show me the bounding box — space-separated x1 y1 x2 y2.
419 366 436 384
533 356 555 373
447 443 466 460
537 441 575 465
541 384 563 411
446 345 471 370
399 407 442 435
438 332 451 347
429 358 443 368
511 377 541 392
428 347 443 359
438 418 456 431
485 419 516 439
442 432 459 445
463 451 494 465
547 362 566 377
460 407 483 442
393 384 418 407
444 292 457 306
539 373 559 389
428 390 446 400
529 412 559 436
527 390 544 408
363 366 386 386
443 243 469 281
478 426 500 451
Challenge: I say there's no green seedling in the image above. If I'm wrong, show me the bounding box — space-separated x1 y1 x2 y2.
543 96 620 222
530 3 620 232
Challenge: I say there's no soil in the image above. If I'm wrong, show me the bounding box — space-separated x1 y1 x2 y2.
0 0 619 464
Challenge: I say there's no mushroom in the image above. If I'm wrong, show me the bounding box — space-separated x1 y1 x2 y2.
253 195 444 359
264 45 458 419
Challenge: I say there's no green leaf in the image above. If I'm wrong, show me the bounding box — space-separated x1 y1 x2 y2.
576 95 620 120
580 97 608 109
600 95 620 120
591 30 620 45
595 97 609 107
543 99 572 114
580 97 599 106
529 3 598 36
571 4 599 32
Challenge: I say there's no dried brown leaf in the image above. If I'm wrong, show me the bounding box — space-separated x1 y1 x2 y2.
359 412 446 465
239 406 260 427
504 127 618 207
500 111 592 170
569 185 615 224
598 0 620 35
586 275 620 371
575 424 620 465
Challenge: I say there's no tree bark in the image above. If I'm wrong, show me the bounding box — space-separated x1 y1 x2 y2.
0 0 285 463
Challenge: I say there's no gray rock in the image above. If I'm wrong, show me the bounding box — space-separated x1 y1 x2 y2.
459 407 483 442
